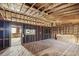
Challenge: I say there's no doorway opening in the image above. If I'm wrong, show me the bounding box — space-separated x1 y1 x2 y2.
11 25 22 46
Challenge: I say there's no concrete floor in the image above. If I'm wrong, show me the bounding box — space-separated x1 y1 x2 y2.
0 39 79 56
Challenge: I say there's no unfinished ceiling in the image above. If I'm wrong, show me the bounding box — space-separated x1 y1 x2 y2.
0 3 79 26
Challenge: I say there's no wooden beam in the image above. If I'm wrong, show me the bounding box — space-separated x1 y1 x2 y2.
25 3 36 14
56 9 79 16
19 3 25 12
46 3 63 13
51 4 79 14
0 6 39 21
33 3 61 18
55 12 79 19
50 3 76 14
7 3 10 8
31 4 48 16
0 8 52 23
37 4 63 22
42 4 53 12
0 4 6 20
47 4 79 18
58 12 79 17
37 4 47 10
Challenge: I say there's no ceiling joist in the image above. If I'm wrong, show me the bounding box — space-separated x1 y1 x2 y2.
0 3 79 26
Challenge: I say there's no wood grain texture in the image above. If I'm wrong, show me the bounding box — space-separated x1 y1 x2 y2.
23 39 79 56
0 39 79 56
0 45 33 56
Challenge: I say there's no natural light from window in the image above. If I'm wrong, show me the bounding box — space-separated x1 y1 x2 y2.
11 28 17 33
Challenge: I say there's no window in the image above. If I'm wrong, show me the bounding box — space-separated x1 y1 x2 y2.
11 28 16 33
25 29 35 35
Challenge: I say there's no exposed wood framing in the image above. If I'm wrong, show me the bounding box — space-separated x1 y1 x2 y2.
0 9 51 27
25 3 36 14
19 3 25 12
1 3 79 26
46 3 63 14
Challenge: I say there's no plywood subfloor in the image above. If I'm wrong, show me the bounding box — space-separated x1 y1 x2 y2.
11 37 21 46
0 39 79 56
23 39 79 56
0 45 33 56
